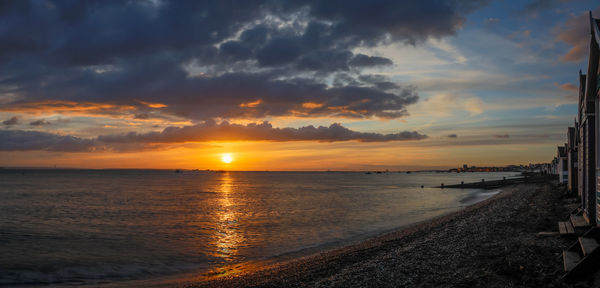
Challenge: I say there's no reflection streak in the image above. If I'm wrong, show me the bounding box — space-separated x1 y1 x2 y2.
212 172 243 261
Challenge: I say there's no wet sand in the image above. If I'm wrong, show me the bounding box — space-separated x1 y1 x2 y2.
185 177 577 287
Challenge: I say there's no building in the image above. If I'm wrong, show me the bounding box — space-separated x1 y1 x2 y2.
567 126 578 194
578 71 586 202
581 11 599 225
551 157 558 175
559 13 600 281
558 145 568 184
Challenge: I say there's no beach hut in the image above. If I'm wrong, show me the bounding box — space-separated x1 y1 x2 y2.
576 24 597 225
578 71 587 202
561 12 600 281
568 127 578 194
582 11 599 226
557 145 568 184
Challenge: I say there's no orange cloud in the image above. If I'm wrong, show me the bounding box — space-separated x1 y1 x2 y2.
554 9 600 62
554 82 577 91
139 101 167 108
239 99 262 108
0 100 136 116
301 102 324 109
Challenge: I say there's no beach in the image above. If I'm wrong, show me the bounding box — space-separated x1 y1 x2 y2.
2 2 595 287
190 177 577 288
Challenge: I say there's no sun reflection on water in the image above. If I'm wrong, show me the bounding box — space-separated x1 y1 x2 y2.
212 172 244 262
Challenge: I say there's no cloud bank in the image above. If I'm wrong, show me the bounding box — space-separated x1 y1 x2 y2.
0 121 427 152
0 0 489 121
2 116 18 126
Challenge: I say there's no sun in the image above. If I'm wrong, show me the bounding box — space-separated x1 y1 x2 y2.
221 153 233 164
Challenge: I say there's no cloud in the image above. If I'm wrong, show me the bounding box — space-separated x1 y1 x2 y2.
2 116 18 126
553 82 578 100
348 54 393 67
428 38 468 63
422 93 484 116
448 134 458 138
555 8 600 62
134 113 150 120
554 82 577 91
463 97 484 115
3 71 419 120
0 130 95 152
493 134 510 138
0 0 490 121
0 121 427 152
29 119 50 126
0 100 136 117
98 120 428 144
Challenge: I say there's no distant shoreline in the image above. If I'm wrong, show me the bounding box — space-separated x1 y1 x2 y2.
0 167 525 173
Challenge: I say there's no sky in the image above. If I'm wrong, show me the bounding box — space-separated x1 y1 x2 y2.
0 0 598 170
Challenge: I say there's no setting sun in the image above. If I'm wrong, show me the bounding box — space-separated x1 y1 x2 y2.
221 153 233 164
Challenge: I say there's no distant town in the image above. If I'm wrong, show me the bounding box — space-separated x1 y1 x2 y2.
447 164 544 173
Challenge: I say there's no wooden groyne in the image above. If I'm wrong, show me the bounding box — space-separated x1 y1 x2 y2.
435 174 555 189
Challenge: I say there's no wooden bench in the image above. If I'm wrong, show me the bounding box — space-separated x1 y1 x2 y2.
559 221 576 235
571 215 588 228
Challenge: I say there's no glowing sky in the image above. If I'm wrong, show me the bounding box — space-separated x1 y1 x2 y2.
0 0 597 170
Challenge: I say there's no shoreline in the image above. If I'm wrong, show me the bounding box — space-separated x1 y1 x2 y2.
178 176 573 287
109 185 503 288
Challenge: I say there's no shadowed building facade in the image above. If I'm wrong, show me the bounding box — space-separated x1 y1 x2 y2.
592 12 600 225
558 145 568 184
578 71 587 203
553 12 600 281
584 12 599 225
568 126 578 194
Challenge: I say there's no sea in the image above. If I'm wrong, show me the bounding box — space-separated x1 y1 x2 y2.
0 169 521 286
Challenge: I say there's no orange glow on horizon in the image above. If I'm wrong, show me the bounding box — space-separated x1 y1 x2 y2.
0 140 556 171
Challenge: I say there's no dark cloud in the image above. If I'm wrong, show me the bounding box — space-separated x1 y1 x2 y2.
98 120 428 143
134 113 149 120
0 0 489 121
296 50 354 72
349 54 393 67
447 134 458 138
0 121 427 152
0 130 94 152
493 134 510 138
296 0 489 46
29 119 51 126
4 71 419 120
2 116 18 126
358 75 400 91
